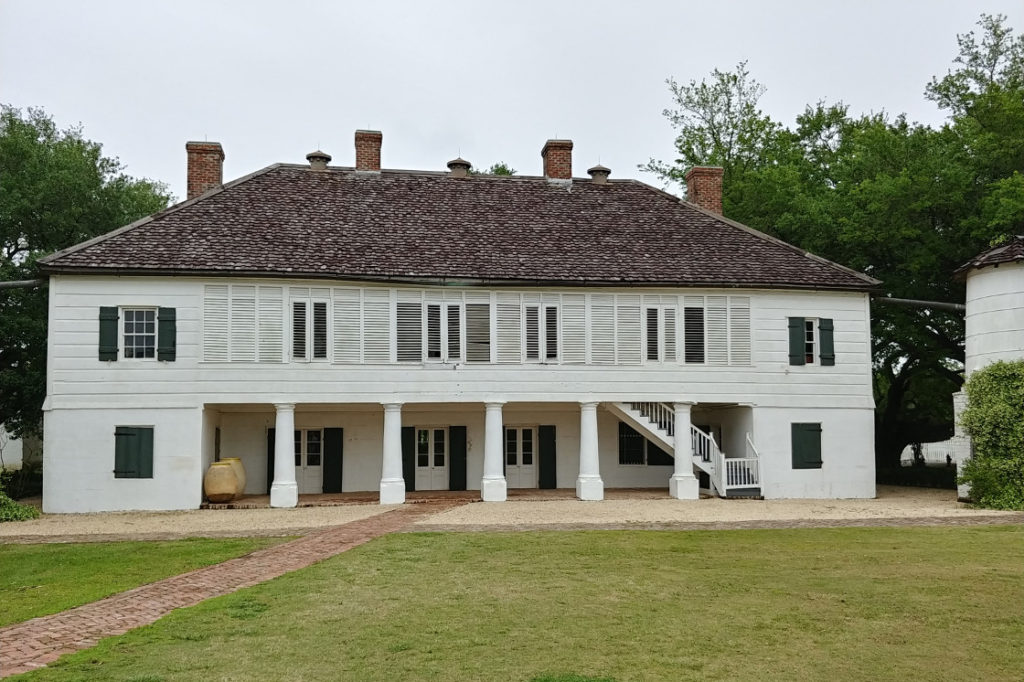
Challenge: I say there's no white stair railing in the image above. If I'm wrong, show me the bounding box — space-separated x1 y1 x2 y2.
629 402 675 436
717 432 761 494
691 426 725 496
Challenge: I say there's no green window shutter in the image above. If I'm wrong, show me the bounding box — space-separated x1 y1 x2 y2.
323 428 344 494
449 426 467 491
114 427 154 478
99 307 119 361
538 425 557 489
818 318 835 366
401 426 416 492
791 423 823 469
266 428 276 494
788 317 805 366
157 307 177 361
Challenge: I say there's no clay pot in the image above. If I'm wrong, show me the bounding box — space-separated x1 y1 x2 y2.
204 462 238 503
222 457 247 497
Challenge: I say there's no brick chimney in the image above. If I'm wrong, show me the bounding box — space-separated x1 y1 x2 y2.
355 130 383 171
684 166 724 215
541 139 573 180
186 142 225 200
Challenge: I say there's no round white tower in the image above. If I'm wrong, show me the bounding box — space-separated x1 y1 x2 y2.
960 237 1024 375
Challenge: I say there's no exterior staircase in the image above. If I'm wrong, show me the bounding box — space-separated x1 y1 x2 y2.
606 402 761 498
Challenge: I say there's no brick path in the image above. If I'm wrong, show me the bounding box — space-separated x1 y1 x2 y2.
0 501 463 678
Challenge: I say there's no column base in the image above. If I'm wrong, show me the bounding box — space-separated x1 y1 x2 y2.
576 475 604 501
270 481 298 508
669 474 699 500
481 477 507 502
379 478 406 505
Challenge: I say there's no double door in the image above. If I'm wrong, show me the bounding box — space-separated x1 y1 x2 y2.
505 426 537 488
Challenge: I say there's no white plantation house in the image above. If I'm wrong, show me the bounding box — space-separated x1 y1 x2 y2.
39 131 880 513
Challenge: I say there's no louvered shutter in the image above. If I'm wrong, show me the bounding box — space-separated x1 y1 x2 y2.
447 305 462 360
333 288 361 364
524 305 540 360
257 287 284 363
99 307 119 361
591 295 615 364
203 286 229 362
544 305 558 360
561 295 585 364
819 318 835 366
230 286 256 361
312 301 328 359
496 293 522 363
664 307 677 362
706 295 728 365
466 303 491 362
396 302 422 361
645 308 659 361
788 317 806 366
615 297 641 365
426 304 442 359
292 300 307 360
683 298 705 364
157 307 176 361
728 297 751 366
363 289 391 363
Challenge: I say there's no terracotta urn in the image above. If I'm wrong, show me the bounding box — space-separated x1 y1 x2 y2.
222 457 247 497
204 462 238 503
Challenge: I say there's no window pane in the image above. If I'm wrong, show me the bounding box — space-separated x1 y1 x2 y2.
417 430 428 454
618 422 645 465
123 309 156 359
294 430 302 466
433 429 445 454
805 320 815 364
522 429 533 465
545 306 558 360
418 453 429 467
506 428 517 465
427 304 441 359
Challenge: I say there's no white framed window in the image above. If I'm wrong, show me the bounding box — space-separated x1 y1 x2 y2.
643 306 677 363
524 304 558 362
292 297 329 361
804 318 817 365
122 308 157 359
425 302 463 362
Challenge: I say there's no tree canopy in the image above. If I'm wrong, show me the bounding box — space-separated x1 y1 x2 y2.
0 106 171 438
644 13 1024 467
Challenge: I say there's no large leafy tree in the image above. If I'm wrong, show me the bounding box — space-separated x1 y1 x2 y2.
644 14 1024 468
0 106 171 438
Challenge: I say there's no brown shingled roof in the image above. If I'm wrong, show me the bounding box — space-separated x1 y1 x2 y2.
40 165 878 290
955 235 1024 277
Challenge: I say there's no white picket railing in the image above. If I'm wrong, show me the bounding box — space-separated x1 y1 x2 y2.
629 402 675 436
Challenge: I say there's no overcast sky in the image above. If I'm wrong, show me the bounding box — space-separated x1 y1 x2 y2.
2 1 1022 201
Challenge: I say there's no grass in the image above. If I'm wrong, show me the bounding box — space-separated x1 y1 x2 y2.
0 537 285 627
15 526 1024 681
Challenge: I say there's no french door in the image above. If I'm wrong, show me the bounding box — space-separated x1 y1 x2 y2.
505 426 538 488
414 427 449 491
294 429 323 494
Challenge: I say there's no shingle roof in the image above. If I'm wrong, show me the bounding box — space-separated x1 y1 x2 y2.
40 165 879 290
955 235 1024 276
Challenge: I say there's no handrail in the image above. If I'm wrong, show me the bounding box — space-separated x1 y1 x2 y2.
745 432 760 460
629 402 675 436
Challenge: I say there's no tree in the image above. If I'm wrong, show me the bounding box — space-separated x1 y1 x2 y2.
471 162 517 176
0 106 171 438
642 14 1024 469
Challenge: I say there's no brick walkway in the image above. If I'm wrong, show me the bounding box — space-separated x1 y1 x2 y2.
0 501 463 678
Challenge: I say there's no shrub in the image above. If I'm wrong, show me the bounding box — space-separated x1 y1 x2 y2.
0 474 40 522
959 360 1024 510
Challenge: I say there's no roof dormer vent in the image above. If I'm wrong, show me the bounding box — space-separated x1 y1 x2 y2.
587 164 610 184
306 150 332 171
447 157 471 178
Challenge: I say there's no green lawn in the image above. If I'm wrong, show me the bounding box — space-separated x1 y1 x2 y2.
15 526 1024 681
0 537 285 627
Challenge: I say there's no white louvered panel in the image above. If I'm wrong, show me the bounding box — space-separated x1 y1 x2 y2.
362 290 391 363
203 285 229 362
684 295 704 308
542 292 560 305
444 290 463 302
590 295 615 364
424 289 443 303
310 287 330 299
290 287 310 298
332 289 361 364
229 286 257 362
257 287 284 363
616 301 641 365
707 295 729 365
397 289 422 304
396 301 422 362
729 296 752 366
465 303 491 362
464 290 490 304
664 307 678 362
561 295 586 364
496 293 522 363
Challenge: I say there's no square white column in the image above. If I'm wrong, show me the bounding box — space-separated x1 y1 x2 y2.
481 402 507 502
380 402 406 504
669 401 699 500
576 401 604 500
270 403 298 508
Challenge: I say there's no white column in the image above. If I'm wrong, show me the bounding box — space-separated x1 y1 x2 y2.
576 401 604 501
481 402 507 502
379 402 406 504
270 403 298 508
669 401 699 499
